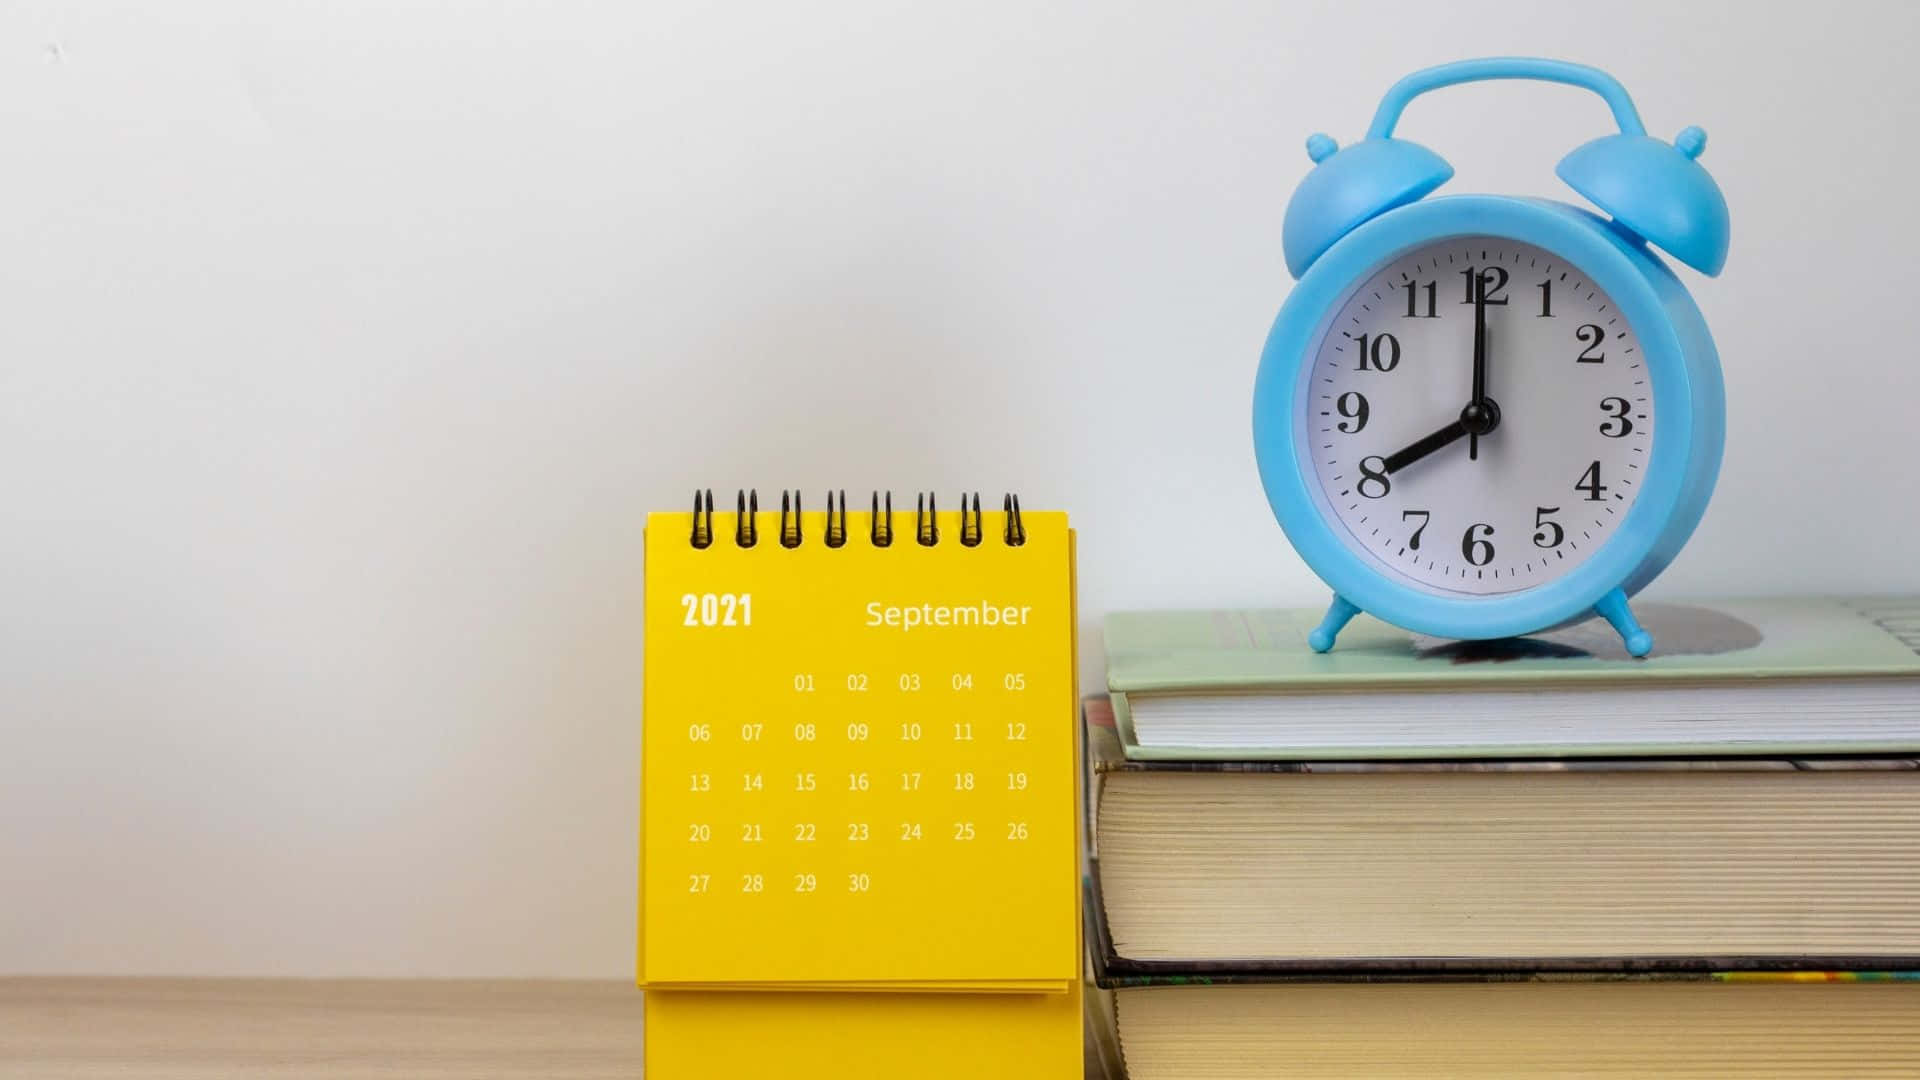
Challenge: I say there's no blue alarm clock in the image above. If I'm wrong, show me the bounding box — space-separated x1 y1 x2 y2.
1252 58 1728 658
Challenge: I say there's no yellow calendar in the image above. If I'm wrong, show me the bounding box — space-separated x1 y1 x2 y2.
639 492 1082 1077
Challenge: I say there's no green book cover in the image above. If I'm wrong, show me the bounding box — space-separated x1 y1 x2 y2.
1104 597 1920 759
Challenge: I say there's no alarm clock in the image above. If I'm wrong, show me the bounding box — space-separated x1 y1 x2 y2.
1251 58 1728 658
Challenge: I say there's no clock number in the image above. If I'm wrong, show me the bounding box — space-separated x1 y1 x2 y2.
1459 266 1509 305
1575 323 1606 363
1576 461 1609 502
1356 457 1391 500
1401 279 1438 318
1533 506 1565 549
1461 523 1495 567
1536 279 1554 317
1599 396 1634 437
1401 509 1430 551
1335 391 1370 434
1352 332 1401 372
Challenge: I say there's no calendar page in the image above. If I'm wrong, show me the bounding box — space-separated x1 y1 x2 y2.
640 497 1078 989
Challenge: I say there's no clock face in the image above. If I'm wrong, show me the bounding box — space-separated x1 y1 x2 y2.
1299 235 1653 596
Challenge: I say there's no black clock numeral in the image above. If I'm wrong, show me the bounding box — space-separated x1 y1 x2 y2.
1533 506 1565 549
1356 456 1391 499
1335 392 1370 434
1461 523 1495 567
1351 332 1402 372
1536 279 1554 317
1401 509 1430 551
1575 323 1606 363
1459 266 1509 305
1401 279 1438 318
1599 396 1633 437
1576 461 1609 502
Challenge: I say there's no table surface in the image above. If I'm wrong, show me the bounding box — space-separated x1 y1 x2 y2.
0 978 646 1078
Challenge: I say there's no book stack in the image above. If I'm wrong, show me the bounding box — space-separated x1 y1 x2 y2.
1083 597 1920 1078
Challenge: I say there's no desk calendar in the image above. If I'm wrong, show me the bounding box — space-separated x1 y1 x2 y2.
640 491 1082 1078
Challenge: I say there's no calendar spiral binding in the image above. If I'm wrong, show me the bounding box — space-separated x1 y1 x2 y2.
688 489 1026 549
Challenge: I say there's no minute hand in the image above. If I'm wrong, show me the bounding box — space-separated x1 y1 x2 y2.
1469 268 1489 460
1382 419 1469 474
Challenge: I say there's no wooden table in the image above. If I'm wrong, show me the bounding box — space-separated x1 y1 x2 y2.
0 979 646 1078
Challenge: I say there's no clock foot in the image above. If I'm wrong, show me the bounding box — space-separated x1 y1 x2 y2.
1595 587 1654 658
1308 594 1360 653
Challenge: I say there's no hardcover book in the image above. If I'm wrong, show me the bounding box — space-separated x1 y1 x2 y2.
1104 596 1920 759
1083 699 1920 975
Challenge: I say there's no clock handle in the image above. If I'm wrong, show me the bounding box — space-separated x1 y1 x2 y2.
1366 57 1646 141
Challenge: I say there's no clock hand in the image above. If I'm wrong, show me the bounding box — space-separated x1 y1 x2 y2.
1382 419 1469 474
1469 268 1489 460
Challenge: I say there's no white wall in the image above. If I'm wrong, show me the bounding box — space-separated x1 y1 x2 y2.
3 0 1916 977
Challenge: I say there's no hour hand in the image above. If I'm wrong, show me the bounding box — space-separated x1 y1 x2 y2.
1381 419 1469 474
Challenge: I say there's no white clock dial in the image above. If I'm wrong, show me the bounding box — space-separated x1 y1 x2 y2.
1300 236 1653 596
